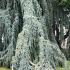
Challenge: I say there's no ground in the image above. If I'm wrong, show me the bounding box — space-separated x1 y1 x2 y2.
0 61 70 70
0 67 10 70
56 61 70 70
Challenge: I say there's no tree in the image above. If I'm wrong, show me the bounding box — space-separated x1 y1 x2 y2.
0 0 69 70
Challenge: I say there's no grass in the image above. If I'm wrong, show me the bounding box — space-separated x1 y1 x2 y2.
66 61 70 70
56 61 70 70
0 67 11 70
0 61 70 70
56 67 64 70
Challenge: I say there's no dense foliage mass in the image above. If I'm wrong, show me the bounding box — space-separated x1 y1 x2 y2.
0 0 70 70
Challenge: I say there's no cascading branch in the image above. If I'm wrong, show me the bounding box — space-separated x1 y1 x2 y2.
0 0 69 70
13 0 67 70
0 0 23 67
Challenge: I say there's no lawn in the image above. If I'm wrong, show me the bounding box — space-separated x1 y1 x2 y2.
56 61 70 70
0 61 70 70
0 67 11 70
56 67 64 70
